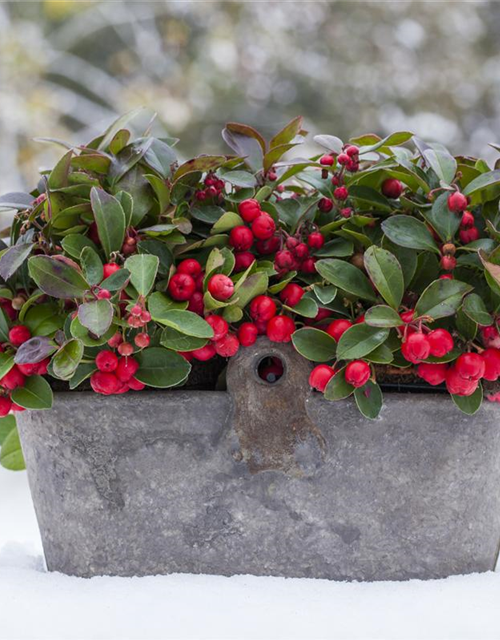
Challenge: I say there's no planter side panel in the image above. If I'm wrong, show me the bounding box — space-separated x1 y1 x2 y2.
17 389 500 581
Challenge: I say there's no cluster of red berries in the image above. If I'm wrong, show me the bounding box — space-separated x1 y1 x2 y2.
195 174 226 202
181 315 241 362
417 349 500 397
0 325 50 416
309 359 371 393
398 311 455 364
319 144 360 174
447 191 480 244
273 231 323 277
90 350 144 396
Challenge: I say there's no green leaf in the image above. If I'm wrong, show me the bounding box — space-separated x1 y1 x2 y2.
424 192 461 242
153 309 213 339
358 131 413 154
28 256 89 299
100 268 130 291
69 362 97 389
316 259 377 302
14 336 57 364
422 144 457 185
90 187 126 259
232 272 268 309
70 316 116 347
160 327 208 352
217 169 257 188
363 246 404 309
354 381 383 419
270 116 304 148
137 239 173 275
23 303 64 336
144 175 170 212
415 279 473 320
324 369 354 400
51 339 84 380
462 293 493 326
135 347 191 388
0 353 14 380
115 191 134 227
336 325 390 360
11 375 53 410
61 234 99 260
48 149 73 189
291 328 337 362
314 238 354 258
0 426 25 471
381 240 417 288
0 307 10 342
364 343 394 364
80 247 103 286
287 297 318 318
381 215 439 254
124 254 159 297
463 170 500 196
0 243 34 281
313 285 337 305
451 384 483 415
365 305 403 328
211 212 244 234
78 299 114 337
0 415 16 445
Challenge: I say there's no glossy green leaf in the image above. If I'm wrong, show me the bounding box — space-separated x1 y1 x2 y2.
135 347 191 388
78 299 114 337
463 170 500 196
28 256 89 299
124 254 159 297
424 192 461 242
61 234 99 260
51 339 84 380
80 247 103 286
462 293 493 326
0 243 34 281
381 215 439 254
336 325 390 360
316 259 377 301
152 309 213 338
160 327 208 352
291 328 337 362
354 381 383 419
365 305 403 328
324 369 354 401
287 297 318 318
11 375 53 410
451 384 483 415
90 187 126 259
0 426 25 471
415 279 473 320
0 415 16 446
363 246 404 309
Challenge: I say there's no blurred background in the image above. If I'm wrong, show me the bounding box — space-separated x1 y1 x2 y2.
1 0 500 192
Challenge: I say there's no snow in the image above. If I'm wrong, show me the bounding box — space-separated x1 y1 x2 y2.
1 467 500 640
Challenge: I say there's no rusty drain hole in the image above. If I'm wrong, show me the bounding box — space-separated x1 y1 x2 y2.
257 356 285 384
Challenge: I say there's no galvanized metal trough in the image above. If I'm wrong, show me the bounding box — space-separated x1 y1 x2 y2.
17 338 500 580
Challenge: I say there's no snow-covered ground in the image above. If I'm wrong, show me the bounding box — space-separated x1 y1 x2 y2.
1 467 499 640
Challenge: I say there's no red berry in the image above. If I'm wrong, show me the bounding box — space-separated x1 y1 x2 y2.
308 232 325 250
208 274 234 301
318 198 333 213
187 291 204 315
417 363 448 386
90 371 121 395
237 322 258 347
481 325 500 349
251 214 276 240
337 153 350 165
206 315 229 342
11 403 25 413
266 315 295 343
440 255 456 271
0 396 12 417
130 304 142 317
255 236 280 255
344 360 371 388
427 329 454 358
192 344 217 361
400 310 415 324
238 199 261 223
0 366 25 390
279 283 304 307
309 364 335 393
440 274 453 280
9 325 30 346
116 356 139 382
97 289 111 300
447 192 468 213
249 295 277 322
334 186 348 201
300 258 317 274
381 178 404 199
0 299 16 321
481 348 500 381
460 211 475 228
345 145 359 157
319 155 335 166
108 332 123 348
34 357 50 376
286 237 300 251
95 350 119 372
274 250 295 271
141 310 151 323
293 243 309 260
195 190 207 201
326 319 353 342
134 333 150 349
127 376 146 391
446 366 479 396
168 273 196 301
177 259 202 277
459 227 480 244
455 352 485 381
340 207 352 218
402 332 431 364
229 225 254 251
118 342 134 357
214 333 240 357
102 263 120 280
234 251 255 272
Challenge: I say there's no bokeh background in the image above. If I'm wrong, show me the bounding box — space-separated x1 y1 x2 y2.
2 0 500 192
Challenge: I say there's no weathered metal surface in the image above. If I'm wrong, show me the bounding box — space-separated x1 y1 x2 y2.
17 337 500 581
